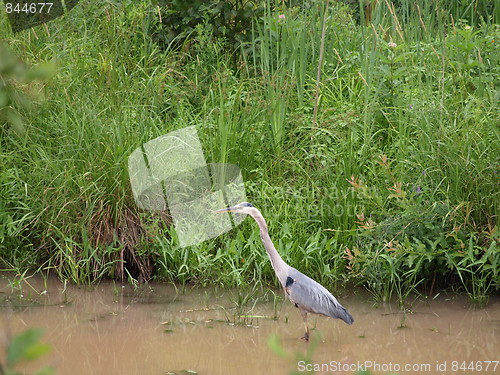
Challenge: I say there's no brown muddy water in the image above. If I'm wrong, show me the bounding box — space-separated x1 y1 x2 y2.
0 276 499 375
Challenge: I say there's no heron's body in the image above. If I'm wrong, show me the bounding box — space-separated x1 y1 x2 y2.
285 270 354 323
215 202 353 341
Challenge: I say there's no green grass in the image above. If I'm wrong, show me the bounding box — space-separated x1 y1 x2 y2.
0 1 498 304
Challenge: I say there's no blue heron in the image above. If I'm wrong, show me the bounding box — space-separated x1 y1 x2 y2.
215 202 353 341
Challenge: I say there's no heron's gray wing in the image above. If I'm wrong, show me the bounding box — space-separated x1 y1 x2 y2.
286 270 353 325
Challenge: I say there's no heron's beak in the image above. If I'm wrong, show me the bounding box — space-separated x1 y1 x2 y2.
213 206 238 214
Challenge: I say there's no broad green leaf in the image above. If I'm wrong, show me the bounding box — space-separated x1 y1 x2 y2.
7 329 50 366
267 333 287 358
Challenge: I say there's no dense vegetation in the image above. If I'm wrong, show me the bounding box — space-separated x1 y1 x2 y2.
1 0 498 306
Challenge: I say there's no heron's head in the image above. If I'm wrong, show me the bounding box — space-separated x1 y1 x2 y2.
213 202 255 215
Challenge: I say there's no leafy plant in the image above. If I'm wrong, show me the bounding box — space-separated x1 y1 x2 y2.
151 0 264 53
0 44 55 135
1 328 54 375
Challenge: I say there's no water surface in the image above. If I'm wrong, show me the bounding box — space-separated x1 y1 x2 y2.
1 276 498 374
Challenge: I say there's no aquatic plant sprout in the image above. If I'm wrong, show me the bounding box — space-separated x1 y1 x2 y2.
128 126 247 247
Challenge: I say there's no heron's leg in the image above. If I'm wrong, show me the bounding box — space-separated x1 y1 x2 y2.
300 309 309 342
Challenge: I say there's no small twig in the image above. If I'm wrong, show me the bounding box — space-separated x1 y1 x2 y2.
44 23 50 37
358 71 369 86
157 5 162 24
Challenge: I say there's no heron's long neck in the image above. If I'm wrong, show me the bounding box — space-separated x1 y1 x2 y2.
251 212 289 287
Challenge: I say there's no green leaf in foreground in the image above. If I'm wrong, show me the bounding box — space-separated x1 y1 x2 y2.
7 328 52 367
267 333 287 358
